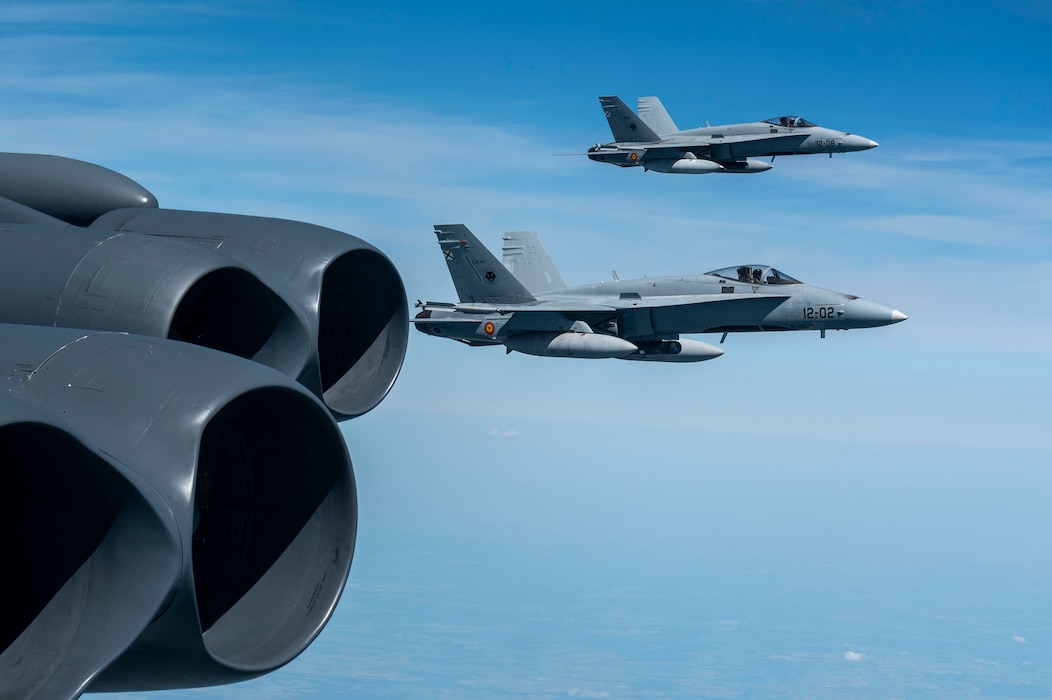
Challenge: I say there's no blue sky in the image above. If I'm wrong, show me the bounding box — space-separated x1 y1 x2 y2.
4 2 1051 697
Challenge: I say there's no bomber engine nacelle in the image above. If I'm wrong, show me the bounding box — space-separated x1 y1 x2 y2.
86 208 409 419
0 154 408 420
504 330 639 359
0 223 314 378
0 327 355 698
620 338 724 362
0 152 408 698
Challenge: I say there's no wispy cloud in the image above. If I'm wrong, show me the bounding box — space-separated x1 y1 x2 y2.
0 1 240 25
488 427 520 438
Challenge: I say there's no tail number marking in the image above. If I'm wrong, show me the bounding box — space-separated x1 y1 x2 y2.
803 306 837 320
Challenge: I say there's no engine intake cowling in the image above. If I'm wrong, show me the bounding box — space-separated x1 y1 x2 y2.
0 326 355 695
90 208 409 419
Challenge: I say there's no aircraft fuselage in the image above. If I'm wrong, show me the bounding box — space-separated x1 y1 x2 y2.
415 268 904 346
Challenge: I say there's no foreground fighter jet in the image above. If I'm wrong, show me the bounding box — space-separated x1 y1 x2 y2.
414 225 905 361
587 96 878 173
0 153 408 698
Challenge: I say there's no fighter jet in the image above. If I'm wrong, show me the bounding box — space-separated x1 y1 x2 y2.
413 225 905 362
586 96 878 174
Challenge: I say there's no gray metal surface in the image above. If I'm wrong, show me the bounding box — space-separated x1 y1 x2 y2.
0 153 156 224
89 208 409 419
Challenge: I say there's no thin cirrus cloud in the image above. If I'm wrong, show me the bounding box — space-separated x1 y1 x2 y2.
488 428 520 438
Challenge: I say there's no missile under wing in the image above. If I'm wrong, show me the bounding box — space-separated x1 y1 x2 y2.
0 153 409 698
413 225 905 361
586 96 878 174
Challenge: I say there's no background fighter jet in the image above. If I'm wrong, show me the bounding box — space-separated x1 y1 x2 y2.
0 153 408 699
587 96 879 174
414 226 905 362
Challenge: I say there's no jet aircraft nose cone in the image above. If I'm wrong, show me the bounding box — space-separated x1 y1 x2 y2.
841 134 879 152
843 299 906 328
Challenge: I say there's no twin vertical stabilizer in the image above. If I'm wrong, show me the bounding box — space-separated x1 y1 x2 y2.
501 231 567 295
434 224 536 304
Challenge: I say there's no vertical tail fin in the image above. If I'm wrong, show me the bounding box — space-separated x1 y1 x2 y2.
636 96 680 136
501 231 567 295
433 224 535 304
598 96 661 143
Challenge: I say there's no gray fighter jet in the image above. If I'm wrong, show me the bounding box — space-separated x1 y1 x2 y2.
587 96 878 173
414 225 905 361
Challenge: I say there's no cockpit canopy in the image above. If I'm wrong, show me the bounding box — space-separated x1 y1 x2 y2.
763 116 816 128
707 265 802 286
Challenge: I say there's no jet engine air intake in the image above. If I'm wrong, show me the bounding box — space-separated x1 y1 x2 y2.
89 208 409 419
0 326 355 695
0 407 180 700
0 225 314 381
169 267 303 369
318 248 409 417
